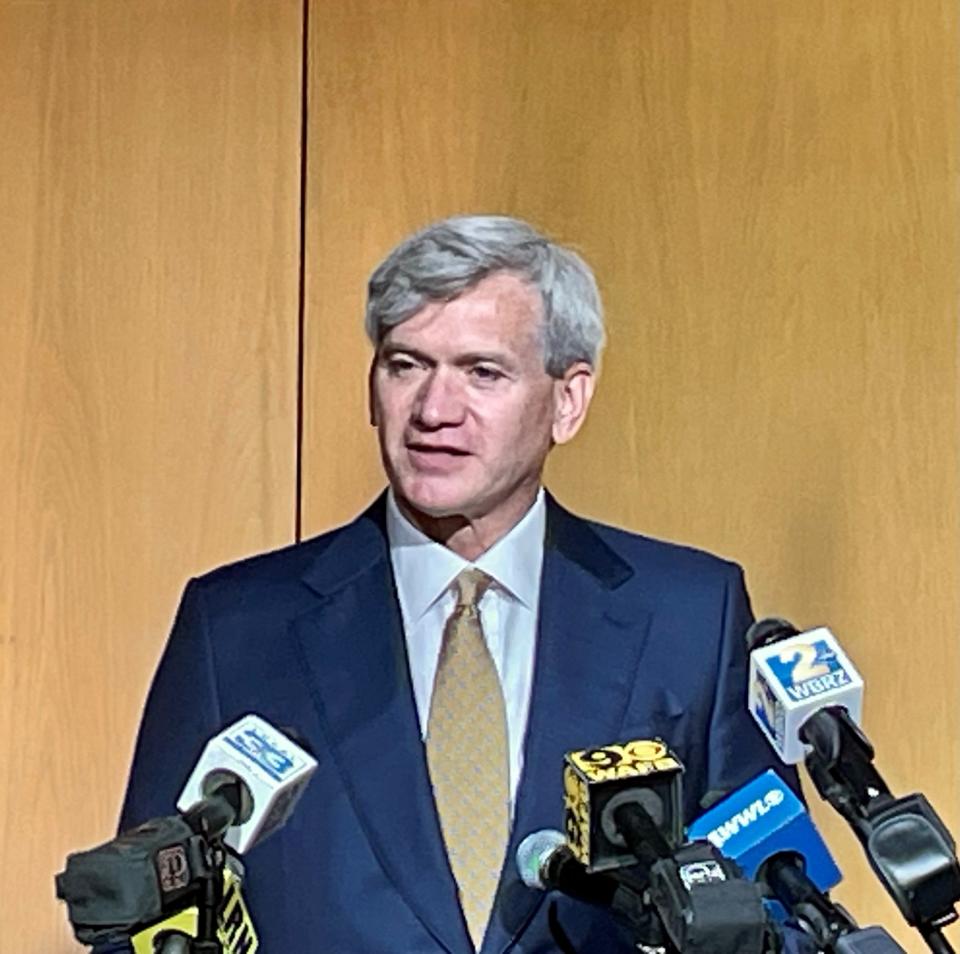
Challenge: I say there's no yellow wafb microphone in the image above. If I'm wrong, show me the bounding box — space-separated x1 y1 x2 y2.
130 856 257 954
563 738 684 873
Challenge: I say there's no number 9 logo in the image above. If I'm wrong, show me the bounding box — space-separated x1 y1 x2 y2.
579 747 622 770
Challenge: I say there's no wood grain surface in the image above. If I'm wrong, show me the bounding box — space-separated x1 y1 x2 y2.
3 1 957 950
0 1 302 950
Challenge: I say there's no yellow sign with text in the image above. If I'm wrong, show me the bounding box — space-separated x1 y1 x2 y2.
131 867 257 954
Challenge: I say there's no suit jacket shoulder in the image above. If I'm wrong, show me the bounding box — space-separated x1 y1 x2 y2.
545 494 748 608
186 497 391 621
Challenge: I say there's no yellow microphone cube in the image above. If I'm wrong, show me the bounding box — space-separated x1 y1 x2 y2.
563 738 684 872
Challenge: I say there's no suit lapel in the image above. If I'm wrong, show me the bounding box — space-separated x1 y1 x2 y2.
293 500 472 954
488 498 655 953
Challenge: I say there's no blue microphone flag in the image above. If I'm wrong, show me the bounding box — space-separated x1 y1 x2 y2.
687 769 841 891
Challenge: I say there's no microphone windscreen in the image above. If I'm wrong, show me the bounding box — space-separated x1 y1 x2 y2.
744 617 800 653
516 829 566 890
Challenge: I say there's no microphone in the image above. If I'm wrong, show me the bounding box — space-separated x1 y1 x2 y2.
517 827 779 954
746 619 864 764
516 829 657 945
129 856 257 954
57 716 316 948
688 773 913 952
762 853 907 954
176 713 317 854
56 815 206 946
561 738 777 953
745 618 960 953
686 768 841 892
563 738 684 872
517 830 629 909
644 837 776 954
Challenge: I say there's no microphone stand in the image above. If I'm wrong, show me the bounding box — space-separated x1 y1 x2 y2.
800 706 960 954
193 836 226 954
154 836 226 954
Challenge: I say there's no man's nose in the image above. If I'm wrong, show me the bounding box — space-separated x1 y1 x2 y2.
412 369 466 428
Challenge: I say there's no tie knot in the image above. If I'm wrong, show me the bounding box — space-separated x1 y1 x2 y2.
453 568 491 611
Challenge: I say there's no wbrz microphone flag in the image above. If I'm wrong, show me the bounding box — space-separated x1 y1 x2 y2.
748 626 863 764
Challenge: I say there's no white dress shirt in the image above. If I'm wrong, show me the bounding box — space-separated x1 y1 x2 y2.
386 488 546 811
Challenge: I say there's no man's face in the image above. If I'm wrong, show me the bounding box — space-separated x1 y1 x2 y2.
370 272 591 527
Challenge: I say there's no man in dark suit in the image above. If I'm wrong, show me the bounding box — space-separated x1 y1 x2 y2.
119 215 796 952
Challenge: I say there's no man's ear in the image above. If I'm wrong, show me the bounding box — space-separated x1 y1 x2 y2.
367 358 378 427
552 361 595 445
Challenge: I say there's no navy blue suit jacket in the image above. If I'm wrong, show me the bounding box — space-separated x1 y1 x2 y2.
119 494 795 952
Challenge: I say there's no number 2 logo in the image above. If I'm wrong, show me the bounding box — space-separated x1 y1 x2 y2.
778 642 830 683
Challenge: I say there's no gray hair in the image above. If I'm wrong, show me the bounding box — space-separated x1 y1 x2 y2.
365 214 605 377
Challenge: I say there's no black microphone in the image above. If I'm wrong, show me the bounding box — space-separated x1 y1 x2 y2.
56 814 204 947
562 738 684 873
56 715 317 950
745 617 960 954
646 836 776 954
745 618 801 652
179 771 253 844
517 830 624 908
562 735 779 954
762 852 907 954
516 829 656 942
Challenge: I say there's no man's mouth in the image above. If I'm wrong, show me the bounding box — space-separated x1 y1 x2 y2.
406 442 470 456
405 443 471 469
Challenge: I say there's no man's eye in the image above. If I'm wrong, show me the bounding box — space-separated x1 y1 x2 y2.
471 365 504 382
386 357 417 375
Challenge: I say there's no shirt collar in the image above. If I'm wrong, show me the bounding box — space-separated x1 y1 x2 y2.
386 488 546 622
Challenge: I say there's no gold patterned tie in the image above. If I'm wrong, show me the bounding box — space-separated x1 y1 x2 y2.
426 568 509 951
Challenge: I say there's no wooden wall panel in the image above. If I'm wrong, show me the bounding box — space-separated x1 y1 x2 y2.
0 1 302 950
303 1 959 946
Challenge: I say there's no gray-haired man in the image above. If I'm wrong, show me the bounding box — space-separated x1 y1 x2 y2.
119 214 798 952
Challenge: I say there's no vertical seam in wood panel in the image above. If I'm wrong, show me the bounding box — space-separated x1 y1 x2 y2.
295 0 310 543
